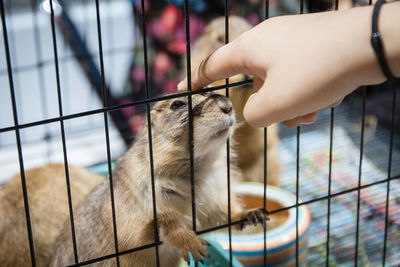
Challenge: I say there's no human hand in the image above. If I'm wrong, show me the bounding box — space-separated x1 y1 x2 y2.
178 2 399 127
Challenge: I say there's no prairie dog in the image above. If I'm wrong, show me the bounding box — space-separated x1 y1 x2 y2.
191 16 281 186
51 93 268 267
0 164 103 267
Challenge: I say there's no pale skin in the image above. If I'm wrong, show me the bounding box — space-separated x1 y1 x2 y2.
178 2 400 127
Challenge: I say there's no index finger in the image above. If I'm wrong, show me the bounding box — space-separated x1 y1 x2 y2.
177 41 248 91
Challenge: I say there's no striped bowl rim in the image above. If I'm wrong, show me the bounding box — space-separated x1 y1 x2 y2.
206 183 311 253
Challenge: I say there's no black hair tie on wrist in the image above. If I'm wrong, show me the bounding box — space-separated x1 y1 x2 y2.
371 0 395 80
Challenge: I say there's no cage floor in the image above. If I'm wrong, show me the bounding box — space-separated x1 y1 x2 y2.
278 104 400 266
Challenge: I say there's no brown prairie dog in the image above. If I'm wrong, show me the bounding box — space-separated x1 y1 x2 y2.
191 16 281 186
0 164 103 267
51 93 268 267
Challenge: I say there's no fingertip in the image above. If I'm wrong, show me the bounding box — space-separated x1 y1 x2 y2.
177 79 187 91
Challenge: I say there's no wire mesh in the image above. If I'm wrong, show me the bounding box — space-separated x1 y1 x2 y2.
0 0 399 266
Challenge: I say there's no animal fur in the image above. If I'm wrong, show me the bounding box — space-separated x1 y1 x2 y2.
0 164 103 267
51 93 268 267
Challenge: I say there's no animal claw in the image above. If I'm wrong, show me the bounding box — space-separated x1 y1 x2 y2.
184 254 190 265
241 208 270 229
251 213 259 226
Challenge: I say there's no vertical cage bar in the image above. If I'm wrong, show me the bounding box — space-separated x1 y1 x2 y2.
94 1 121 266
326 109 334 267
382 79 397 266
224 1 233 266
354 87 366 266
139 0 161 265
263 127 268 266
295 3 304 266
326 1 339 265
263 1 270 266
0 1 36 266
183 0 197 238
296 126 300 267
48 0 79 262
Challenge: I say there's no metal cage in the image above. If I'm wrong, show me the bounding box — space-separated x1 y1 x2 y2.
0 0 399 266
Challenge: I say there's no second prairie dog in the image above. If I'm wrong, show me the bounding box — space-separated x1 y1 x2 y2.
0 164 103 267
191 16 281 186
51 93 268 267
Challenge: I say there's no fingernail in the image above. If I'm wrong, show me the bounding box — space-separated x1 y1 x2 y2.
177 80 184 90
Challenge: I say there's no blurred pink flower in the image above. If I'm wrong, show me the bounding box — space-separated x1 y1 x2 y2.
135 0 150 13
120 99 137 117
160 4 183 32
247 13 259 26
131 66 145 83
173 15 205 48
154 52 172 74
270 0 282 8
165 79 178 93
166 40 186 54
154 71 165 86
148 19 163 39
174 26 186 41
189 15 206 41
129 115 145 134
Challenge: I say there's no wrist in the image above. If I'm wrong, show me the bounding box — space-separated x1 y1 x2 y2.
339 5 385 87
379 1 400 78
348 2 400 85
332 2 399 89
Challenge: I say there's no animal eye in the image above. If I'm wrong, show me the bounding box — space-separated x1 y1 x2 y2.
217 35 224 43
170 100 187 110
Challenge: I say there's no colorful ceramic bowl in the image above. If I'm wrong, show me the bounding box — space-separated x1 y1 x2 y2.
205 183 311 267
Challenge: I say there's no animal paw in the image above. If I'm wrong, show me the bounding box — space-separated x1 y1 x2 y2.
181 237 209 264
178 231 209 264
239 208 270 230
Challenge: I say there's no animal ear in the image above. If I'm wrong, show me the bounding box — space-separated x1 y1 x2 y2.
217 34 225 43
150 110 157 126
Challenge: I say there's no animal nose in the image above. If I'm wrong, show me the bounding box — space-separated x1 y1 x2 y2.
218 97 233 114
206 93 233 114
